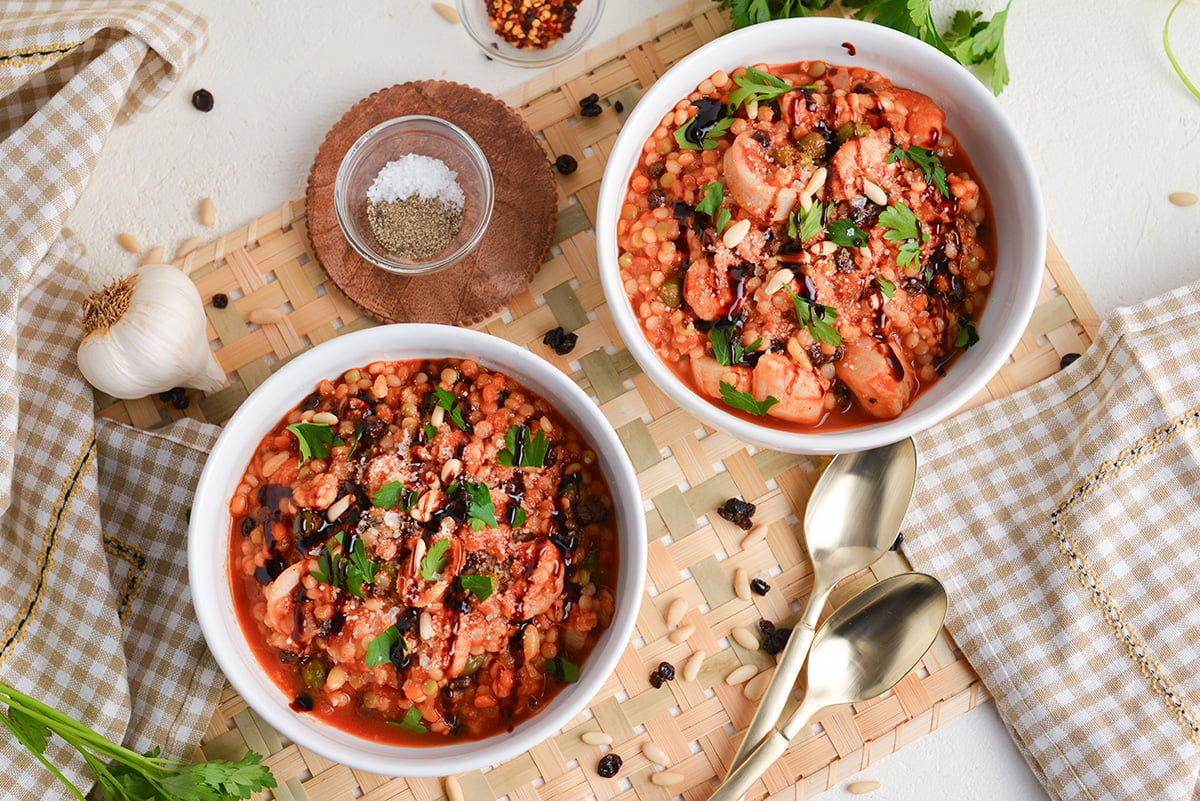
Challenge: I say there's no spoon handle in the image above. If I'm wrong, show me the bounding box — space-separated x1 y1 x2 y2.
710 696 821 801
727 588 826 773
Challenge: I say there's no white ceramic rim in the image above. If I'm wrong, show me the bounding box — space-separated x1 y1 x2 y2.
596 18 1046 454
333 115 495 276
455 0 606 68
189 325 646 776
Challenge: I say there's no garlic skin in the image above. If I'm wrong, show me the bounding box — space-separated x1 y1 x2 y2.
77 264 226 399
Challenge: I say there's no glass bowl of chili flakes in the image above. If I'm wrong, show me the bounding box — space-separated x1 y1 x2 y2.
456 0 605 68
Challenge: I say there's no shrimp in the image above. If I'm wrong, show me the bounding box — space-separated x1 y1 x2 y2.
263 561 305 636
683 229 735 321
364 454 407 497
690 355 751 400
722 131 802 224
292 472 338 509
752 352 827 425
835 336 916 419
876 87 945 148
497 540 563 621
829 135 896 203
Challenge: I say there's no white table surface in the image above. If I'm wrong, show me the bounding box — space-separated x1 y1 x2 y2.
68 1 1200 799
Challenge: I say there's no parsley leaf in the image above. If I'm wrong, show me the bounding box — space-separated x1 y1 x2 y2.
462 481 499 530
875 275 896 299
286 422 335 464
673 114 734 151
695 182 732 233
390 707 428 734
423 423 437 440
726 66 814 110
797 200 825 243
498 425 550 469
887 145 949 196
366 627 401 671
459 574 494 601
719 380 779 416
373 480 414 510
545 657 581 683
419 538 451 581
954 319 980 349
343 535 378 598
311 533 377 599
826 218 868 248
508 505 528 527
786 288 842 347
434 386 468 430
878 202 925 269
709 328 762 367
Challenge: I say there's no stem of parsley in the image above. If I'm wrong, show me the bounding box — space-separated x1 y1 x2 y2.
1164 0 1200 103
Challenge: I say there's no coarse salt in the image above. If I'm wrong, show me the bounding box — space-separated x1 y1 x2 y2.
366 154 465 209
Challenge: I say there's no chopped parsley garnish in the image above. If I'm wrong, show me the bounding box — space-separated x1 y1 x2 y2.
498 424 550 469
419 538 451 581
726 66 815 110
673 115 734 151
434 386 468 430
462 481 499 530
786 288 842 347
709 328 762 367
796 200 826 243
310 532 378 599
286 422 335 464
826 218 869 248
459 574 494 601
878 201 926 269
508 505 528 527
887 144 949 196
954 319 980 349
695 182 732 233
545 656 581 683
390 707 428 734
366 625 403 669
719 380 779 416
875 275 896 299
373 480 417 511
423 423 437 440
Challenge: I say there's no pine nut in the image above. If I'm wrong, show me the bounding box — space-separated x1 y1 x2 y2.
441 458 463 483
802 167 827 198
745 99 758 120
859 245 872 261
726 664 757 686
862 179 888 206
177 236 203 258
445 775 465 801
742 524 768 547
139 245 164 266
642 742 669 766
433 2 461 23
848 780 882 795
733 567 751 601
798 191 814 212
682 650 705 681
764 269 792 296
651 772 684 787
668 624 696 645
816 240 837 256
117 232 143 254
722 218 751 249
581 731 612 745
326 665 347 691
199 196 217 227
420 611 434 639
312 411 338 425
665 597 689 628
744 668 772 700
247 307 283 325
430 405 446 427
409 538 427 577
326 494 352 522
1169 191 1198 207
731 626 759 651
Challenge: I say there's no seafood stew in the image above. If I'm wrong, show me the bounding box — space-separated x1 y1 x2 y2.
616 60 994 430
229 358 618 744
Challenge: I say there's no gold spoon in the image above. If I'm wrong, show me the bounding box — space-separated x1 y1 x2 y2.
710 572 947 801
729 437 918 774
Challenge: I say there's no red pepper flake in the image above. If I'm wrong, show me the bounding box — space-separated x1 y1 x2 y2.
486 0 579 50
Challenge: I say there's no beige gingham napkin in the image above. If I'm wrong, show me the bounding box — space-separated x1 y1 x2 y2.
903 283 1200 800
0 4 223 800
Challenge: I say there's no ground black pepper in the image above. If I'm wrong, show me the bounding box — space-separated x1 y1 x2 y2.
367 197 462 260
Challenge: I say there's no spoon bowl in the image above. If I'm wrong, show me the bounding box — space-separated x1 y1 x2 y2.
711 573 947 801
729 437 918 773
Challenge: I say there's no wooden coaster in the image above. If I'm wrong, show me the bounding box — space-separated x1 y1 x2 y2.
305 81 556 326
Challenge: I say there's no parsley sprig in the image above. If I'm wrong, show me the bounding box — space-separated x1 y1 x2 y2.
888 144 949 196
366 625 405 669
674 115 734 151
786 288 843 346
709 328 763 367
373 480 417 511
791 200 826 243
419 538 452 581
311 532 379 599
954 318 980 349
719 380 779 416
826 218 868 248
446 481 499 531
286 422 335 464
695 182 732 233
878 201 926 269
390 707 428 734
459 574 494 601
726 66 815 110
0 680 275 801
434 386 468 430
498 425 550 469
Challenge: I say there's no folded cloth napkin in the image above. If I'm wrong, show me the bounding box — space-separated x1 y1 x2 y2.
0 4 219 800
903 283 1200 801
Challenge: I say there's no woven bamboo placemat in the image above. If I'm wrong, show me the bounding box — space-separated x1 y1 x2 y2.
95 2 1100 798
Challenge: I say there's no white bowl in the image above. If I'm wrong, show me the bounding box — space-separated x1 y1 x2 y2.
189 325 646 776
596 18 1045 454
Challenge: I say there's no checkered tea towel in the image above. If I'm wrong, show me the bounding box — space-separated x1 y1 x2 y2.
903 283 1200 801
0 4 221 800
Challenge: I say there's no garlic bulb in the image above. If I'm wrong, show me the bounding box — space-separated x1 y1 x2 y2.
78 264 226 399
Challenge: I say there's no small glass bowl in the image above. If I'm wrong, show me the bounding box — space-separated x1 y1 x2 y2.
334 116 494 275
456 0 605 69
